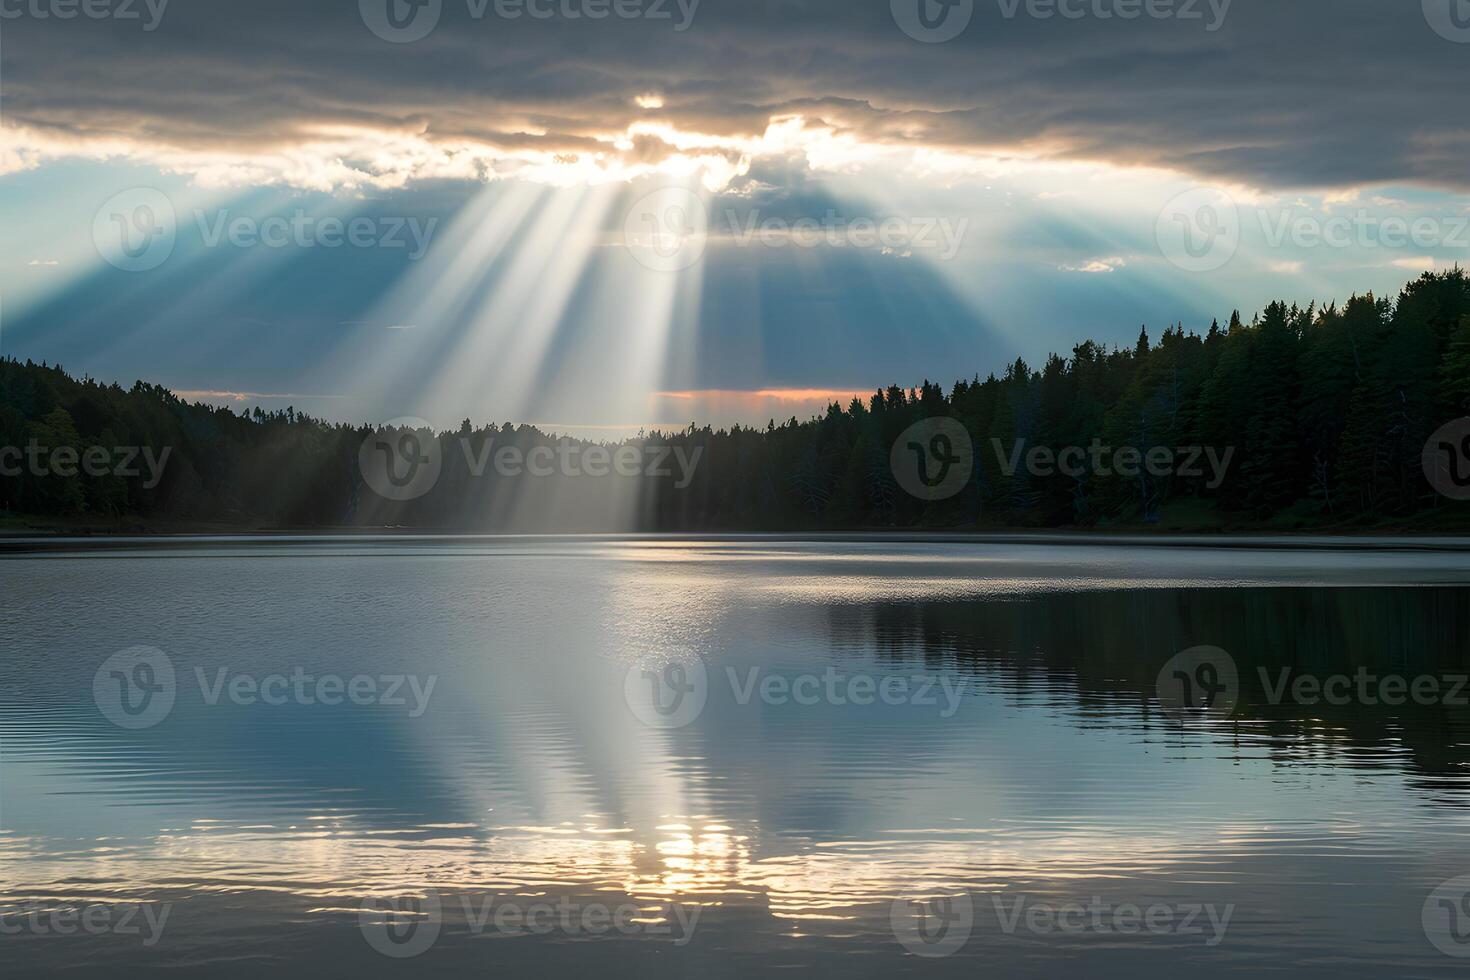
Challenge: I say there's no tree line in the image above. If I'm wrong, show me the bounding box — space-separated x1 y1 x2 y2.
2 269 1467 531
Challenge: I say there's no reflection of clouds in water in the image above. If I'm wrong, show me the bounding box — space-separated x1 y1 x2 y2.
0 816 1217 924
5 539 1470 971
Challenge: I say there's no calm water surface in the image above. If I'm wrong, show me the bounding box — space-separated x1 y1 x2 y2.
3 536 1470 976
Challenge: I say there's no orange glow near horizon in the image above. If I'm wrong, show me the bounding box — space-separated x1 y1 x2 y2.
657 388 874 405
650 388 879 428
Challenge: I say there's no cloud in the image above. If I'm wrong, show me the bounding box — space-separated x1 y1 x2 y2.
659 388 874 404
1 1 1466 193
1061 256 1126 273
657 388 875 417
172 389 347 403
1389 256 1460 272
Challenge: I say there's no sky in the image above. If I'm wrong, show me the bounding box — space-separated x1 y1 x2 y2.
1 0 1468 433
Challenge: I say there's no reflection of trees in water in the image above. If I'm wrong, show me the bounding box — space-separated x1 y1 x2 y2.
831 587 1470 796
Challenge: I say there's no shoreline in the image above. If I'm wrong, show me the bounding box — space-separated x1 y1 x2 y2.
4 528 1470 554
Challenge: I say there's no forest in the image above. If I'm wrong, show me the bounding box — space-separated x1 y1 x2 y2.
2 269 1467 532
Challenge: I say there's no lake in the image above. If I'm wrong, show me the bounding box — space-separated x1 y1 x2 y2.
4 535 1470 977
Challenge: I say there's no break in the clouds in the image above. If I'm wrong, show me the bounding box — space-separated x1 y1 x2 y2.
3 1 1469 431
2 0 1468 194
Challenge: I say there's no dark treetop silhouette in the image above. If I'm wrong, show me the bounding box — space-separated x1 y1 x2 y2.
3 270 1468 533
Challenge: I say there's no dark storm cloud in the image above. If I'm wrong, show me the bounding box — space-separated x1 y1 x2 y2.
2 0 1467 190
